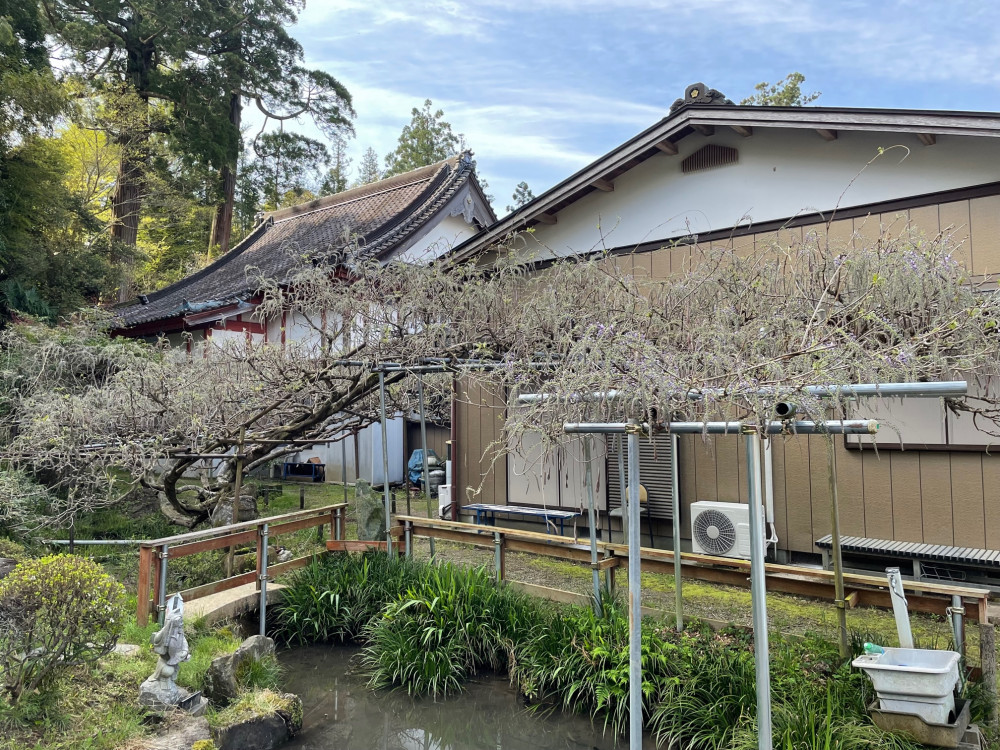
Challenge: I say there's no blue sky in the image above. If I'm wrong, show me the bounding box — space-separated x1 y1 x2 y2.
290 0 1000 212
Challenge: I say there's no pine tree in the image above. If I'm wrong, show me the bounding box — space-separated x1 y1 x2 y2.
506 181 534 213
320 136 352 195
356 147 382 185
383 99 460 177
739 73 819 106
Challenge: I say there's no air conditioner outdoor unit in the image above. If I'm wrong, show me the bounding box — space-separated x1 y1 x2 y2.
690 500 756 559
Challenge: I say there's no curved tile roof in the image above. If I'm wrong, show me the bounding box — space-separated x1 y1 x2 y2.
116 153 486 329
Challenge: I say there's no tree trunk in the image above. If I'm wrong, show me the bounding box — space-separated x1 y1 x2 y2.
209 92 242 255
112 39 155 302
113 148 145 302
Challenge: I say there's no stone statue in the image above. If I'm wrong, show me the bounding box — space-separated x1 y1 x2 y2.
140 594 206 714
150 594 190 688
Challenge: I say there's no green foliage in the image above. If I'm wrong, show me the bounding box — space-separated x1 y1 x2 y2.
235 653 283 693
0 555 127 702
361 563 541 697
271 552 422 645
740 72 820 106
192 741 218 750
0 538 26 559
506 180 534 214
355 146 382 185
209 688 299 731
383 100 461 177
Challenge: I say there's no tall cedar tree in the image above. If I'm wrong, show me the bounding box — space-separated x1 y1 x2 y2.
40 0 353 300
384 99 460 177
506 181 534 213
356 146 381 185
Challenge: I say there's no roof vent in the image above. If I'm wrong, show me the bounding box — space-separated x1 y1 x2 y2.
138 294 150 305
670 82 733 113
682 144 739 174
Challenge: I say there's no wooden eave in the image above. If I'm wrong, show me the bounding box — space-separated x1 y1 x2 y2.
450 106 1000 262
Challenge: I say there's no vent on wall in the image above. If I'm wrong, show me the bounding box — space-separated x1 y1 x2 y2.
682 144 738 174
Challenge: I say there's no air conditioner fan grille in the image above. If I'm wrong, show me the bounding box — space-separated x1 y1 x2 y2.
693 508 737 555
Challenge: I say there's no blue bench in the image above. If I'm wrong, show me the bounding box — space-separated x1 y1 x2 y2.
282 462 325 482
464 503 580 536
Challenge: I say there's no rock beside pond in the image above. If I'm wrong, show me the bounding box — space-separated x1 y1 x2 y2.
203 635 275 706
141 709 210 750
211 691 303 750
210 495 258 527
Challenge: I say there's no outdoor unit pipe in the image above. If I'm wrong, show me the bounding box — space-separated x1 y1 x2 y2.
519 380 966 404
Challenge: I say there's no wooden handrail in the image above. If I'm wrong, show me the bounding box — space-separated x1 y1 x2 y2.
396 515 990 623
136 503 346 626
139 504 347 548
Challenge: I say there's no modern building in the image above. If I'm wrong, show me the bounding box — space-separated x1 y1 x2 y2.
447 85 1000 570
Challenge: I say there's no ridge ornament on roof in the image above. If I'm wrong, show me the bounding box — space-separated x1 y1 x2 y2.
670 83 734 113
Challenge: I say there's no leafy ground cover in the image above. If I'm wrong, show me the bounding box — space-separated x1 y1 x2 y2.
273 552 990 749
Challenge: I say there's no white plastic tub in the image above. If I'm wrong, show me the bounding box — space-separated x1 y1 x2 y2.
852 648 961 725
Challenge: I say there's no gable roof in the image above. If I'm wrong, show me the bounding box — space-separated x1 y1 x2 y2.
115 153 493 331
448 94 1000 263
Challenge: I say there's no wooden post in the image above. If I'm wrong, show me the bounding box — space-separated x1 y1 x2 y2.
981 621 998 730
151 550 163 624
334 507 342 541
136 546 154 627
299 486 305 510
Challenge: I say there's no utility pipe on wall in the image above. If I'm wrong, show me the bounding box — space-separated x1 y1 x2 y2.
583 436 602 616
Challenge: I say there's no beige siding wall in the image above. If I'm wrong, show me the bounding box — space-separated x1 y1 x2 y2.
454 377 507 507
456 191 1000 554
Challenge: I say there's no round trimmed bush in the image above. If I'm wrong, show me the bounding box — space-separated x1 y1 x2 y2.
0 555 127 702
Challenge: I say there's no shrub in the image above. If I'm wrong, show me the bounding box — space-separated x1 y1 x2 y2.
0 539 26 559
0 555 127 702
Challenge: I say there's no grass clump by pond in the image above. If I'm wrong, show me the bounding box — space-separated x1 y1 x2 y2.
274 553 984 748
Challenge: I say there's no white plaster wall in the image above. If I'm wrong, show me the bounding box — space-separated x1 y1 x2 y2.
396 215 479 264
524 129 1000 259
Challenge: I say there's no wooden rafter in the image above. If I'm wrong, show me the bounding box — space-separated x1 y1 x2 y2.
816 128 839 141
591 178 615 192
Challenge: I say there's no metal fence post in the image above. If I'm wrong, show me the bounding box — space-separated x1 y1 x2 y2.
494 531 504 583
157 543 170 626
259 523 269 637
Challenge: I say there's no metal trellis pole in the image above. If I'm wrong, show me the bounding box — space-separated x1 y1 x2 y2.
583 436 602 616
671 432 683 632
418 375 435 558
745 429 773 750
627 422 643 750
379 371 395 557
827 439 850 658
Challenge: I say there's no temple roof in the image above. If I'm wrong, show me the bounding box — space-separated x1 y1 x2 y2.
115 152 492 330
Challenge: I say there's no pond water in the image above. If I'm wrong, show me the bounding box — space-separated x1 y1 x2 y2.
280 645 626 750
